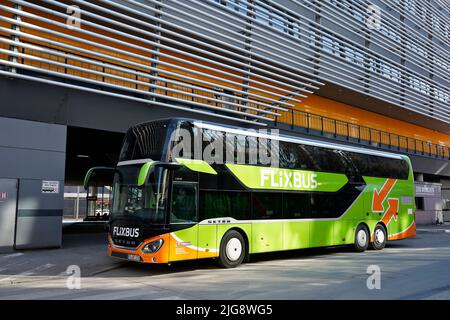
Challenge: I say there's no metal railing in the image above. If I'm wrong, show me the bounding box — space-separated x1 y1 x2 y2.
273 109 450 160
107 69 450 160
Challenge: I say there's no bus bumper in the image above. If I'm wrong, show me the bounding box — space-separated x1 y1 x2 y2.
108 234 170 264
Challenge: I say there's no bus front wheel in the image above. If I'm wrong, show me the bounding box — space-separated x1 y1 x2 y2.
218 230 246 268
354 224 369 252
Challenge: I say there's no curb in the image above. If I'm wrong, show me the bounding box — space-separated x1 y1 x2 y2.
417 228 450 234
88 262 127 277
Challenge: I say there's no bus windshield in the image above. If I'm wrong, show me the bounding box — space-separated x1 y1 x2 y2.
111 164 169 225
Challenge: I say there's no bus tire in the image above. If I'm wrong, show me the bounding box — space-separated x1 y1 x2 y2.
218 230 246 268
371 224 387 250
354 224 369 252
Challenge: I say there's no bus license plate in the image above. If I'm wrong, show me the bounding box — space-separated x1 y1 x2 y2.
127 254 141 262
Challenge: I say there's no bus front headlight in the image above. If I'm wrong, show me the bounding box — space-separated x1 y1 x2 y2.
142 239 164 254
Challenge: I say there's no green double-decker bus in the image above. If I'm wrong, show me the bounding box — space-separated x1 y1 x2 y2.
85 118 416 268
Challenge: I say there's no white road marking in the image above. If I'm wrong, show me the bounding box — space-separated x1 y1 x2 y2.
385 247 450 252
0 288 72 300
0 264 55 283
73 288 167 300
328 280 345 284
2 253 24 259
21 264 55 276
0 261 29 274
307 283 329 286
154 296 184 300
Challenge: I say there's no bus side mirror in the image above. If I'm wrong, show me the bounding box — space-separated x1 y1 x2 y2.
84 167 117 190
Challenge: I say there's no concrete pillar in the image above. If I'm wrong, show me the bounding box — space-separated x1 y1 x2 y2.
0 117 66 249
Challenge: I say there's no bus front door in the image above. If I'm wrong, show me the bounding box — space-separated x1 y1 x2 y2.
169 181 199 262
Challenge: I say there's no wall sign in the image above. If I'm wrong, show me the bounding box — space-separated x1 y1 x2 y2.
42 181 59 194
415 185 438 195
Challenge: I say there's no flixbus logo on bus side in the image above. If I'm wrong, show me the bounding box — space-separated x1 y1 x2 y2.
261 168 318 189
226 164 349 192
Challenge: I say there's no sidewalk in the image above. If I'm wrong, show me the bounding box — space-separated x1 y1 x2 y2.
417 223 450 234
0 233 123 287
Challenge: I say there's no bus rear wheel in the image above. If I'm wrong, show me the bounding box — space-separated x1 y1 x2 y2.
218 230 246 268
371 224 387 250
354 224 369 252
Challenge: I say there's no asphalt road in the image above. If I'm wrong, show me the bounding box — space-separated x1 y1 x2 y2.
1 228 450 300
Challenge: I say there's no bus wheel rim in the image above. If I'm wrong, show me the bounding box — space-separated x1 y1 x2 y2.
225 238 242 262
375 229 385 244
357 230 367 247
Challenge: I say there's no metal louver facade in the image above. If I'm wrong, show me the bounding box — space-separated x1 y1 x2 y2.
0 0 449 126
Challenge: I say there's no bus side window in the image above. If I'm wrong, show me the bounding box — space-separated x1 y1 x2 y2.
252 193 282 219
171 182 198 223
283 193 312 218
199 191 251 220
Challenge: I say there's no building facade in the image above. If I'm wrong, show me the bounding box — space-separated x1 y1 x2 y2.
0 0 449 249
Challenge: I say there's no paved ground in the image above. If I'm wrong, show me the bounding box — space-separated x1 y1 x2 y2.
1 228 450 300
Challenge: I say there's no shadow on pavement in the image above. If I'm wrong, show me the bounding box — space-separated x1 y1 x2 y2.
0 230 437 279
100 245 383 278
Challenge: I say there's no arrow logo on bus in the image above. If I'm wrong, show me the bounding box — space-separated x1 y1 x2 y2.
381 198 399 225
372 179 397 212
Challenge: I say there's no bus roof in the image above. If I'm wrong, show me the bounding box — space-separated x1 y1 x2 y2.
135 117 407 161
